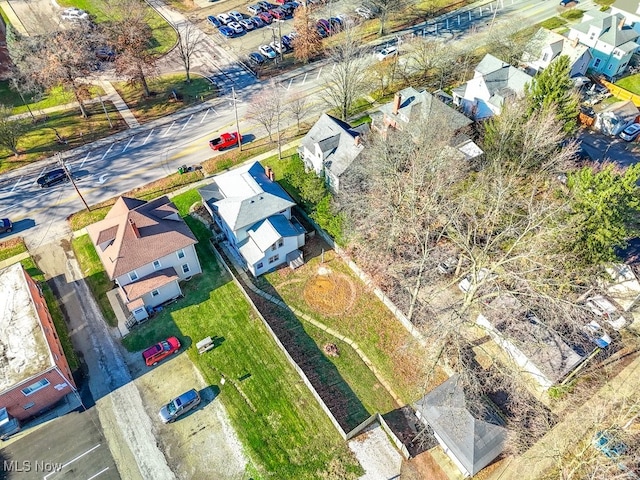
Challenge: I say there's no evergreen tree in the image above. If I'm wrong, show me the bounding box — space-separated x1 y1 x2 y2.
524 55 580 133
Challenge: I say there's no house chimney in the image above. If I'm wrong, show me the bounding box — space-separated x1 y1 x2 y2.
129 218 140 238
392 93 402 115
571 36 579 48
265 166 275 181
354 135 361 146
619 16 626 30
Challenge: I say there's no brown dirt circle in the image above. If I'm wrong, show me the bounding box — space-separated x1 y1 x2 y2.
303 272 356 316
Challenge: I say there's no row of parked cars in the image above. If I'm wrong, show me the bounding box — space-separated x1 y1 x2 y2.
207 1 300 38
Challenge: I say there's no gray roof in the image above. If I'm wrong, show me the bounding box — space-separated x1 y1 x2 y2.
378 86 472 132
414 375 507 476
198 162 295 232
476 54 532 99
571 13 640 48
611 0 640 15
522 28 590 65
300 114 368 177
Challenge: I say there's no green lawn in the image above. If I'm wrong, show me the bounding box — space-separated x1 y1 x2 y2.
107 201 362 479
57 0 176 55
0 82 105 116
0 238 28 262
616 74 640 95
113 74 217 123
20 258 80 371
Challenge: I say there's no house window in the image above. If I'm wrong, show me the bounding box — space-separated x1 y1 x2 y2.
182 264 190 274
129 271 139 281
151 289 160 297
23 402 35 410
268 254 279 264
133 307 145 315
257 262 264 269
153 260 161 270
542 52 549 62
594 58 601 68
589 33 596 40
271 244 277 251
278 239 284 248
607 64 613 71
21 378 50 396
177 249 185 259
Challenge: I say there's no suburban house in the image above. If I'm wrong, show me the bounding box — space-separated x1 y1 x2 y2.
567 11 640 79
0 263 77 424
452 54 533 120
414 374 508 477
86 196 201 323
298 114 370 194
610 0 640 29
371 87 484 161
521 28 592 77
476 295 584 391
594 99 639 135
199 162 306 277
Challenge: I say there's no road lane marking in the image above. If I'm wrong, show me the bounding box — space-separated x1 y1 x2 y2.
181 114 193 131
123 136 135 152
162 121 176 137
211 107 219 116
10 176 24 192
301 73 308 85
316 67 322 79
200 109 210 123
86 467 110 480
80 151 91 168
43 444 101 480
100 144 113 161
143 129 154 145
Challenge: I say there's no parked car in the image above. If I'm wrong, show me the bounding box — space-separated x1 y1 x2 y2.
271 41 287 54
159 389 201 423
582 320 612 348
329 17 342 31
257 1 275 10
281 2 296 15
142 337 181 366
269 8 286 19
209 132 241 150
593 430 628 458
251 15 266 27
559 0 577 5
316 26 328 38
248 52 266 65
258 11 274 23
619 123 640 141
437 257 457 275
585 295 627 330
37 168 69 188
376 45 398 61
0 218 12 234
227 21 244 34
458 268 493 293
281 34 295 49
207 15 221 27
248 4 264 14
317 19 331 35
229 10 244 22
219 26 235 37
95 46 115 61
355 6 372 18
61 7 89 21
239 19 255 30
259 44 277 58
216 13 232 25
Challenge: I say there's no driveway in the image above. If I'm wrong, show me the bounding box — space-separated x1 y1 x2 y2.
579 129 640 167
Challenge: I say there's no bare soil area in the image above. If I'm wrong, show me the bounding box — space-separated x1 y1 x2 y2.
347 423 402 479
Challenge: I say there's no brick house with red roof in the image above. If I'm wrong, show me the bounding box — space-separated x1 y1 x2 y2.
86 196 202 322
0 263 77 424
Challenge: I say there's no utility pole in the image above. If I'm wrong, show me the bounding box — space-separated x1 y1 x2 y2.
277 19 284 62
232 87 242 151
57 153 90 212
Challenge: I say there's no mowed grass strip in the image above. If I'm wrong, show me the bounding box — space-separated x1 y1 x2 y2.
73 191 361 478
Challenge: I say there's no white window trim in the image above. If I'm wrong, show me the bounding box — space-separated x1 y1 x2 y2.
153 260 161 270
176 249 185 259
151 289 160 297
182 264 190 274
129 271 139 281
22 378 50 396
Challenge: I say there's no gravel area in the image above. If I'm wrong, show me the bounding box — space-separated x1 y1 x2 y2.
348 423 403 480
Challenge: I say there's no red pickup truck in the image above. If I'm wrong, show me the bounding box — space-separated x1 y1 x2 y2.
209 132 241 150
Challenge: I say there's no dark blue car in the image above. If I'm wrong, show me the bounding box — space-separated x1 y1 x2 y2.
207 15 221 27
219 26 235 37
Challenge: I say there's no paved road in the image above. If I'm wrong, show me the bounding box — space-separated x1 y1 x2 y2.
0 409 118 480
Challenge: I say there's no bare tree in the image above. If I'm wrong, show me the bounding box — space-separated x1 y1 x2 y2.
0 105 27 155
367 0 408 36
174 22 203 84
107 0 158 97
403 36 461 88
285 91 312 133
247 82 285 156
292 6 323 63
485 16 535 66
322 26 368 121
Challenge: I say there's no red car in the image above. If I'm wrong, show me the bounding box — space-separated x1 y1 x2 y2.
209 132 241 150
142 337 181 366
257 11 273 23
269 8 286 19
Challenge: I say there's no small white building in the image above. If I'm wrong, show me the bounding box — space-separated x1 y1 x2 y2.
521 28 592 77
199 162 306 276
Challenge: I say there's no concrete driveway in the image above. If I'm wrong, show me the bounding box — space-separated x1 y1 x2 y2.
579 129 640 167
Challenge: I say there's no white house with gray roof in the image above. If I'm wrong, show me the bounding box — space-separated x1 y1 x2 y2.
298 114 369 194
452 54 533 120
610 0 640 31
199 162 306 276
568 11 639 78
522 28 592 77
414 375 507 477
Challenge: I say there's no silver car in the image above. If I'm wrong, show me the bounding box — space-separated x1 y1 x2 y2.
159 389 201 423
619 123 640 141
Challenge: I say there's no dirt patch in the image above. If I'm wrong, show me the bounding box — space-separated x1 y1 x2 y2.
348 423 402 480
402 450 450 480
303 272 356 316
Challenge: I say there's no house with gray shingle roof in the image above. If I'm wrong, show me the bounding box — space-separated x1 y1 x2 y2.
414 374 508 477
199 162 306 276
568 11 639 78
611 0 640 28
521 28 592 77
452 54 533 120
298 114 369 194
86 196 201 322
